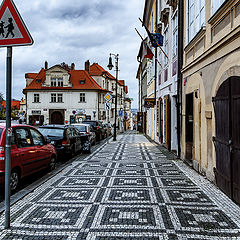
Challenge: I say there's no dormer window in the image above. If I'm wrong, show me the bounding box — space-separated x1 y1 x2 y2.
51 77 63 87
80 80 85 84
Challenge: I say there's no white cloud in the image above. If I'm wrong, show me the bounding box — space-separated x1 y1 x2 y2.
0 0 145 108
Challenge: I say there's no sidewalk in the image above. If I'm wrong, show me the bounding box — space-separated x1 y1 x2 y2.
0 132 240 239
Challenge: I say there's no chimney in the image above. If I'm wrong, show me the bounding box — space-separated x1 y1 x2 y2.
71 63 75 70
85 60 90 72
44 61 48 70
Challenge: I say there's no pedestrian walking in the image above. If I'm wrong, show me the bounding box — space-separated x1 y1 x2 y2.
0 21 5 37
5 17 15 38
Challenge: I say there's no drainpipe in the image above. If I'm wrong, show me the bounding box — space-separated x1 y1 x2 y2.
177 0 184 158
154 0 158 139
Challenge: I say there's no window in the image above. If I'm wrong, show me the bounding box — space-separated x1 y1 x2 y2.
57 78 63 87
51 93 56 102
30 129 44 146
33 94 40 103
187 0 205 43
51 93 62 102
112 83 115 91
212 0 225 15
51 78 63 87
57 94 63 103
15 128 32 148
172 13 178 58
51 78 56 87
80 93 86 102
80 80 85 84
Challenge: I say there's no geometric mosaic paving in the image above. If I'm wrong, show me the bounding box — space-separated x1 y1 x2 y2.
0 133 240 239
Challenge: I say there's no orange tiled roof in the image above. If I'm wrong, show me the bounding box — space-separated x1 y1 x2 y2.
1 100 20 109
118 80 125 86
23 68 108 92
25 73 38 79
124 86 128 94
90 63 116 80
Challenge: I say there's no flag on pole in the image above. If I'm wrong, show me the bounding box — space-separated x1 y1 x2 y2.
151 33 164 47
144 26 164 47
142 41 154 60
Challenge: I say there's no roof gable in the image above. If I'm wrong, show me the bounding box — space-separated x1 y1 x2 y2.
46 65 69 74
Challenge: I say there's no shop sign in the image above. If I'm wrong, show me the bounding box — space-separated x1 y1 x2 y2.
144 98 156 108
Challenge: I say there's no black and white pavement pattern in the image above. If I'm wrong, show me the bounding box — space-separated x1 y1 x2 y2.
0 133 240 239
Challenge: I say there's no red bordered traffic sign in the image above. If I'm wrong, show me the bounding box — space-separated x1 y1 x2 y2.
0 0 33 47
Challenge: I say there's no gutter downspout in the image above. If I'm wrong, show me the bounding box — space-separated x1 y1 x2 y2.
154 0 158 139
177 0 184 158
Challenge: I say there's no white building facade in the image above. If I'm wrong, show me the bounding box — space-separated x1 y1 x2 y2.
24 63 108 125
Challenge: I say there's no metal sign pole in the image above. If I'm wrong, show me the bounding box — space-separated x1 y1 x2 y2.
107 109 109 144
5 46 12 229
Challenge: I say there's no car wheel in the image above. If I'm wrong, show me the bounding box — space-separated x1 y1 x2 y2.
49 156 56 171
10 170 20 192
87 145 91 154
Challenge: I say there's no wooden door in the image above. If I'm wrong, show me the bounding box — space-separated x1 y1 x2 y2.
185 93 194 160
213 77 240 204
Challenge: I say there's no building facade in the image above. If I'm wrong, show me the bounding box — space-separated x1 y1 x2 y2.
156 0 178 153
182 0 240 204
24 62 108 125
24 61 131 129
139 0 179 154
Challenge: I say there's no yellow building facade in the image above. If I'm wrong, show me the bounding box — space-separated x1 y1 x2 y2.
182 0 240 204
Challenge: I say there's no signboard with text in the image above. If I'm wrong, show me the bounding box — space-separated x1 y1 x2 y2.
144 98 156 108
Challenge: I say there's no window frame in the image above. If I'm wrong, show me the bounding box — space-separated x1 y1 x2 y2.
80 93 86 103
57 93 63 103
33 93 40 103
51 93 57 103
187 0 206 43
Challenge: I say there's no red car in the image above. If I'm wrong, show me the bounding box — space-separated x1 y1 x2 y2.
0 124 57 191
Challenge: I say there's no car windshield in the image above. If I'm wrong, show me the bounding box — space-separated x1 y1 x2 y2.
82 121 96 126
38 128 64 137
74 125 86 132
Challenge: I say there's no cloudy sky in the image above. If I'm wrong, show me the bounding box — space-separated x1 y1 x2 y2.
0 0 145 108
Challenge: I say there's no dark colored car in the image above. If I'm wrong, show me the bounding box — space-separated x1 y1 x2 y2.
71 123 96 146
82 120 105 141
38 125 82 157
0 124 57 191
102 123 112 136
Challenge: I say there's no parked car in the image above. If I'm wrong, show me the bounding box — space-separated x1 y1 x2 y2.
71 123 96 146
0 123 57 191
38 125 82 157
102 123 113 136
82 120 105 141
79 132 91 153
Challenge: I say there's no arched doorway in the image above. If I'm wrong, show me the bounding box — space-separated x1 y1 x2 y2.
50 110 64 124
213 77 240 204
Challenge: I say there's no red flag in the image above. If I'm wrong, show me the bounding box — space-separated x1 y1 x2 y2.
142 42 154 60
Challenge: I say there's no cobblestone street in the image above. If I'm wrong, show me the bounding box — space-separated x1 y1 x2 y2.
0 133 240 239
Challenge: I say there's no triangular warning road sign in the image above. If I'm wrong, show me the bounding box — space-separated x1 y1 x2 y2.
0 0 33 47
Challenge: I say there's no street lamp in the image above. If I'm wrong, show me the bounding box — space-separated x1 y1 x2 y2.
107 53 119 141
